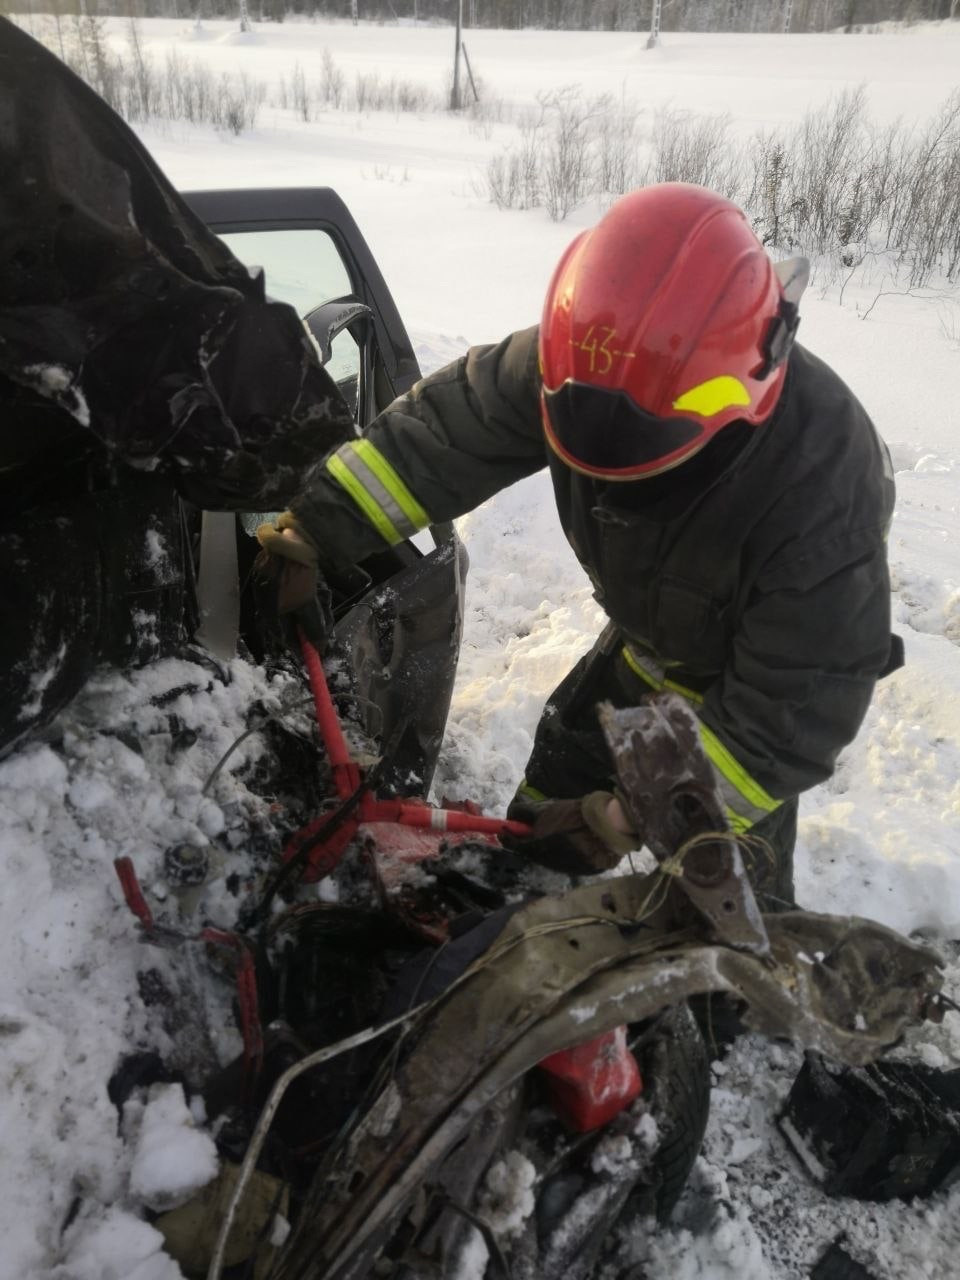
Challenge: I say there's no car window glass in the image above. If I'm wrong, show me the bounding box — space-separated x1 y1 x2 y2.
218 228 352 316
328 327 360 392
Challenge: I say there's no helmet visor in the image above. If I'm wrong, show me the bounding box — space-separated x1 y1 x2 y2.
542 381 705 480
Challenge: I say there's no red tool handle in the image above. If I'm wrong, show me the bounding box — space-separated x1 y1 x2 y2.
299 629 361 797
114 856 156 929
393 802 530 838
296 632 533 878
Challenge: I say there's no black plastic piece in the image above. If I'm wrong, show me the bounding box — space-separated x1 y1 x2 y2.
780 1053 960 1202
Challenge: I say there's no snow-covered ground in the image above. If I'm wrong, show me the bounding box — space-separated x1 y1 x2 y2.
3 14 960 1280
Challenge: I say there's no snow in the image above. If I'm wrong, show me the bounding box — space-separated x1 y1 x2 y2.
2 12 960 1280
22 363 91 427
0 655 294 1275
55 1209 183 1280
127 1084 219 1212
476 1150 537 1238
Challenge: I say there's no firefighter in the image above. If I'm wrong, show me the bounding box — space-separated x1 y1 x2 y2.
257 183 900 907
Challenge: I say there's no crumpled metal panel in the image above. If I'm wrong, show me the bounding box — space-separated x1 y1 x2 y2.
273 870 942 1280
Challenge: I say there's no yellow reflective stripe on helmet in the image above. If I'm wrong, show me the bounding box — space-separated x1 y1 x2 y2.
326 453 402 545
672 376 751 418
351 440 430 531
621 645 778 828
325 441 431 546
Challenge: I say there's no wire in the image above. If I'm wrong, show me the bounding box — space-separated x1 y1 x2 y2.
202 723 266 797
201 696 315 797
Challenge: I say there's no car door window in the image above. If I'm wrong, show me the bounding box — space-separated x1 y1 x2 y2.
218 228 352 315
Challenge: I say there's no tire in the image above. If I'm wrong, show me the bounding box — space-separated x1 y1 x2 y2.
631 1001 711 1222
522 1003 712 1280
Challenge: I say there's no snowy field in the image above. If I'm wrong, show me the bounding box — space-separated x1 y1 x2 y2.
3 13 960 1280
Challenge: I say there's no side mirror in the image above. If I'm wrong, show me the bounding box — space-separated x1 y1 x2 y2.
304 299 374 365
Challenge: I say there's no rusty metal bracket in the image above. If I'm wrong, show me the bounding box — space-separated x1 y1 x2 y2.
598 694 769 955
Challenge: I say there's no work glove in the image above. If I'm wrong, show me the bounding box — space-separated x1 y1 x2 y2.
505 791 641 876
254 513 334 653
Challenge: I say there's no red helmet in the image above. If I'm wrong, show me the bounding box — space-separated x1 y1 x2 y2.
539 183 806 480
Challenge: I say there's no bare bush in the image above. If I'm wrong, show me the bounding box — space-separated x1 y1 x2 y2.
595 96 643 196
792 87 869 252
540 88 597 221
354 70 372 113
352 69 436 114
487 151 535 210
467 91 513 131
746 131 805 249
485 114 543 211
320 47 345 109
739 88 960 284
647 107 740 197
29 16 267 138
484 94 741 222
481 82 960 285
291 62 311 123
217 73 266 136
890 91 960 284
395 79 432 112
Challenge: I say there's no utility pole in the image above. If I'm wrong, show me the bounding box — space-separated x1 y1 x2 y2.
239 0 251 33
647 0 662 49
450 0 463 110
351 0 359 24
782 0 793 33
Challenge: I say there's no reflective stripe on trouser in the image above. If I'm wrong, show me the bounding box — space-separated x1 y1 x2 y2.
325 439 431 546
620 644 781 835
510 629 795 906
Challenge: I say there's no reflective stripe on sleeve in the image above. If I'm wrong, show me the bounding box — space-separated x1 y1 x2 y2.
325 439 431 546
621 644 780 831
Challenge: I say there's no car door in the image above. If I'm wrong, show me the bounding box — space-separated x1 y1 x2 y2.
184 187 465 797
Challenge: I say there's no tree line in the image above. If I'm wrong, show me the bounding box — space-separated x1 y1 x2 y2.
8 0 958 32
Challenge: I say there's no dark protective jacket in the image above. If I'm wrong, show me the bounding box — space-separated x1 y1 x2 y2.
291 325 898 829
